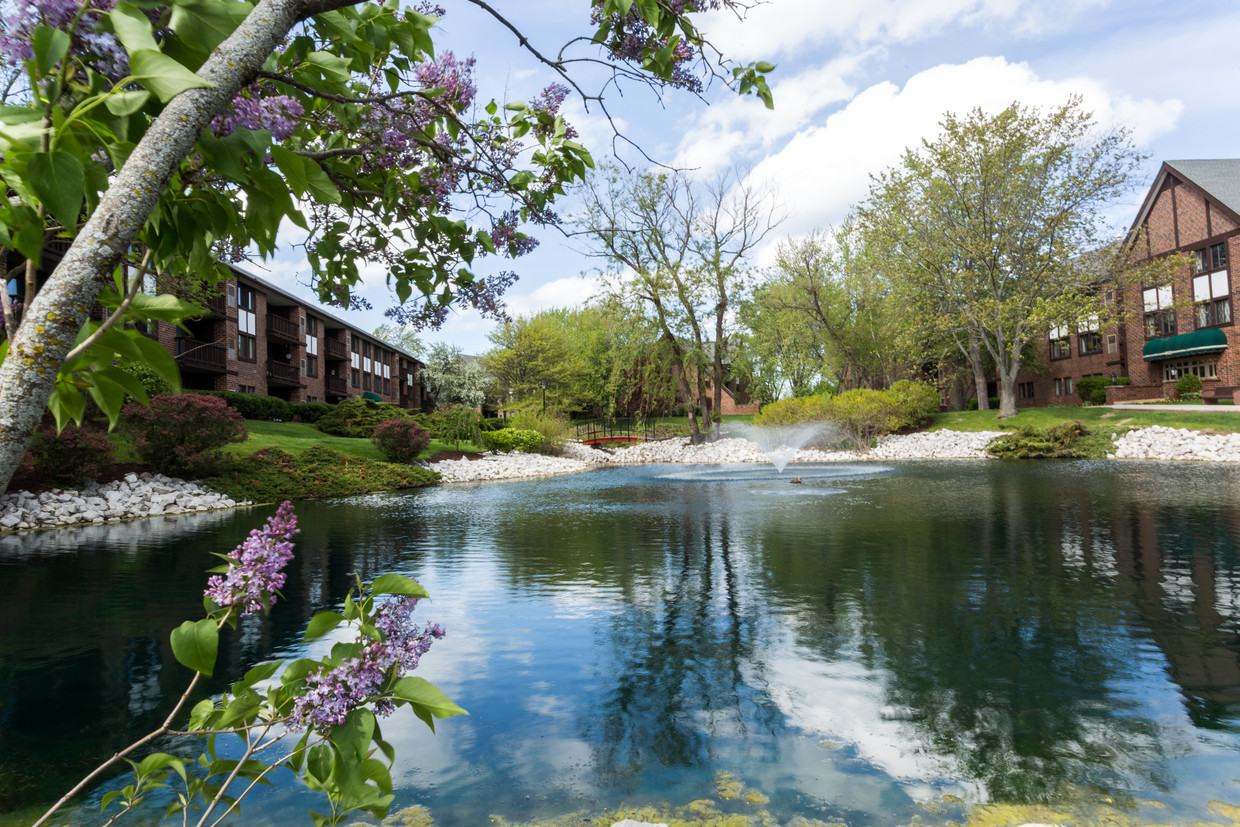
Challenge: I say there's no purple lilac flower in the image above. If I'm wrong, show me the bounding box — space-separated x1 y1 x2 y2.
204 501 298 615
211 93 304 142
290 595 445 732
0 0 120 69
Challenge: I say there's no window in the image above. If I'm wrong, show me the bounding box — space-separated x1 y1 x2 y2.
1054 378 1063 396
383 378 390 395
351 368 360 388
1143 285 1175 338
300 358 306 377
305 317 319 356
1212 241 1229 270
363 373 371 390
238 334 256 362
1193 268 1232 328
1018 381 1035 400
1163 358 1218 383
307 355 318 377
1106 333 1119 355
1050 325 1071 359
1079 331 1102 355
237 285 257 340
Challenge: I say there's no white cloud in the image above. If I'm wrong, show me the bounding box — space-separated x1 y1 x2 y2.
699 0 1110 59
742 56 1183 240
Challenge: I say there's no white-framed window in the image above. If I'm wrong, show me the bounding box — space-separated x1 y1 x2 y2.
351 353 360 369
363 356 371 372
305 317 319 356
1143 284 1175 338
1193 267 1231 328
238 284 257 336
1163 358 1218 383
383 364 391 379
1050 325 1071 359
1106 333 1119 354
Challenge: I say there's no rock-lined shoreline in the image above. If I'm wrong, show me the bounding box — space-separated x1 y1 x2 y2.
0 472 248 533
7 426 1240 529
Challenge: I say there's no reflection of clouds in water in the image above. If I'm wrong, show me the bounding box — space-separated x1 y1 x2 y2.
656 463 895 483
0 507 252 558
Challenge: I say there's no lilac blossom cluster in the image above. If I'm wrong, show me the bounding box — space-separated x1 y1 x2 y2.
204 501 298 615
590 0 723 92
489 210 540 257
0 0 126 76
211 93 305 142
291 595 445 732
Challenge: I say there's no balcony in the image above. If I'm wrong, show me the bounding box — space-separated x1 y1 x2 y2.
176 339 227 373
266 359 303 387
326 376 348 397
266 314 300 344
202 294 227 317
324 338 348 360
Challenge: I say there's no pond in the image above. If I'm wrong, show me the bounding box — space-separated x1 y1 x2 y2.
3 460 1240 826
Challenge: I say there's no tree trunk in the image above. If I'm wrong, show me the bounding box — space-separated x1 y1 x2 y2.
967 335 989 411
0 0 336 495
995 359 1020 418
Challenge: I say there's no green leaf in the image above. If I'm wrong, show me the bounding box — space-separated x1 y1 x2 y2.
301 156 340 203
755 61 775 74
168 0 247 56
105 90 151 116
131 333 182 392
127 291 203 322
129 50 213 103
108 3 160 53
237 660 281 689
170 618 219 677
369 573 429 598
137 752 184 776
83 369 128 425
47 381 86 431
31 25 71 76
305 51 351 84
303 610 345 641
389 676 466 732
28 151 85 231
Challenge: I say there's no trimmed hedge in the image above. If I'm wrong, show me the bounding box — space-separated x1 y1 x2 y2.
207 447 439 502
480 428 545 454
291 401 332 423
199 391 293 421
1076 377 1108 406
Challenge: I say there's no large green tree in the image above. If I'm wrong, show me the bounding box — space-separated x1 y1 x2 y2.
859 99 1142 417
0 0 774 492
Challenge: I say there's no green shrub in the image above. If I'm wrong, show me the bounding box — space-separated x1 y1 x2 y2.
480 428 545 454
1075 377 1109 406
208 447 439 502
480 417 511 432
966 396 1002 411
317 398 411 438
1175 374 1203 400
435 405 482 450
986 420 1104 459
291 402 332 423
509 409 570 453
207 391 292 421
372 419 431 463
30 425 114 487
753 395 831 426
886 380 940 429
822 389 900 449
123 393 248 477
1116 376 1131 386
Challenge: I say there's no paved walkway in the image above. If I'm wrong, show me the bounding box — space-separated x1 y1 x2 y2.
1106 403 1240 412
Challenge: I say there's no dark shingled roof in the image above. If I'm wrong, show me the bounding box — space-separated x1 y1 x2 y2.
1165 159 1240 218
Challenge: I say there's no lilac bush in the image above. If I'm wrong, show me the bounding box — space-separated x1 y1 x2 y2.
204 500 298 614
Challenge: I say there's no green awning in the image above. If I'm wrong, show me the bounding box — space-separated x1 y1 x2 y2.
1142 328 1229 361
362 392 383 401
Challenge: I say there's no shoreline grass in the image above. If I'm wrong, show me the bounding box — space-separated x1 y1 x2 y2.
929 406 1240 434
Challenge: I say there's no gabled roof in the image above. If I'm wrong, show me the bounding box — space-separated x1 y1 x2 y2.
1129 159 1240 239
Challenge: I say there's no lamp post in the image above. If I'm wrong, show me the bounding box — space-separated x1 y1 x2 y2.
540 380 547 413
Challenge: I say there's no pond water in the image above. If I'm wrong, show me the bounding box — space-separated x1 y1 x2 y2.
3 460 1240 826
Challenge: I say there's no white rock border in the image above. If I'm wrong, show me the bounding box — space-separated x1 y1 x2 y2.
0 471 250 533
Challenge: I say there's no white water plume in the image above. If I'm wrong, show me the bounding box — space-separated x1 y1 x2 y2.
725 423 836 473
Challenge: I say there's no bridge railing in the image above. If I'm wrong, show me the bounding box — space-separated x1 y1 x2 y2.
572 418 660 443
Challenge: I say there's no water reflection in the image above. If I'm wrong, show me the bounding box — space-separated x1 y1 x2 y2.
2 462 1240 825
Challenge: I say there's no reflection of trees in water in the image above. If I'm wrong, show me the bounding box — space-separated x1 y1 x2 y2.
584 504 784 788
0 498 429 812
756 466 1192 803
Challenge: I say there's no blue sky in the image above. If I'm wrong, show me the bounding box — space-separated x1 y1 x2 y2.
256 0 1240 356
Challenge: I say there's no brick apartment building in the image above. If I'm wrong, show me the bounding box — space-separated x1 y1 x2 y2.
12 246 432 410
1013 159 1240 407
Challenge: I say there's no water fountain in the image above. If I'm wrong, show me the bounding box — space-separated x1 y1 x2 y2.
725 423 828 473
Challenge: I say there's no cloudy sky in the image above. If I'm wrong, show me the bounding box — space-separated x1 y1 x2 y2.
257 0 1240 356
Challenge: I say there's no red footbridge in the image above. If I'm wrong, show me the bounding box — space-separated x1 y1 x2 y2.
572 418 661 446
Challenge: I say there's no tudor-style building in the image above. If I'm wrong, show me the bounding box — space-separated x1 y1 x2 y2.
1015 160 1240 406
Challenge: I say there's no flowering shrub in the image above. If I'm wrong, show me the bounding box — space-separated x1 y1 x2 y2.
29 424 114 487
480 428 545 454
372 419 432 463
37 503 464 827
123 394 248 477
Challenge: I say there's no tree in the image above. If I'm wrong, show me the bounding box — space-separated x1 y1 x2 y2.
421 343 489 409
372 323 424 358
483 311 572 409
0 0 775 494
858 99 1145 418
578 165 781 442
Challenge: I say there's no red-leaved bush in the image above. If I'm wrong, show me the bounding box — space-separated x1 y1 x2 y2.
372 419 431 464
31 424 114 487
123 394 248 477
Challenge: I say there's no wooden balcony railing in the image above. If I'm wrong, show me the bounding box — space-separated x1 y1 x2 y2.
175 339 227 372
266 359 302 386
266 314 300 343
325 338 348 360
326 376 348 396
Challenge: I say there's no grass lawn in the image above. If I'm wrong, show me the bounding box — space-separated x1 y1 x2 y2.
930 406 1240 434
223 420 486 460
